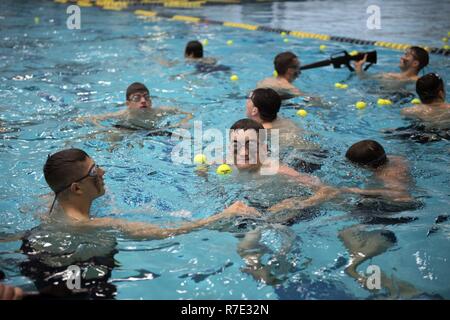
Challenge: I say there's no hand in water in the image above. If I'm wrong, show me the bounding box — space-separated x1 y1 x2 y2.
222 201 261 218
0 284 23 300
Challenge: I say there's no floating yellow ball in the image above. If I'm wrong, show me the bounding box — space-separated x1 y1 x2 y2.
34 17 40 24
319 45 327 51
349 50 359 56
443 45 450 50
201 39 208 46
230 74 239 81
226 40 233 46
355 101 367 109
411 98 421 104
280 32 287 37
448 31 450 37
194 154 207 164
377 98 393 105
442 37 448 43
283 38 289 43
335 82 348 89
273 70 278 77
216 164 232 175
296 109 308 117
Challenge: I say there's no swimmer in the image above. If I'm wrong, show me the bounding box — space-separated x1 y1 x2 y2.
79 82 192 130
245 88 323 172
183 40 231 74
354 46 429 82
344 139 414 203
401 73 450 129
256 52 307 100
40 148 259 238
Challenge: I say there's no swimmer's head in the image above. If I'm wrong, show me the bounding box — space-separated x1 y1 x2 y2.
274 51 301 82
399 46 429 73
185 40 203 59
44 149 106 214
229 119 267 171
416 73 445 104
246 88 281 123
126 82 152 109
345 140 388 169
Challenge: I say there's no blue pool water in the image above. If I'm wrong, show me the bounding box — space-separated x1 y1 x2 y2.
0 0 449 299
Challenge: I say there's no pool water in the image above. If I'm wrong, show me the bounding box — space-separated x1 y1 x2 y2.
0 0 449 299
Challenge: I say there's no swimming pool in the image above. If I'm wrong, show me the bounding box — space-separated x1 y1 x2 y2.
0 0 449 299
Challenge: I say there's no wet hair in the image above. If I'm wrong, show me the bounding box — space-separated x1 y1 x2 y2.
250 88 282 122
410 46 429 71
274 51 298 75
416 73 444 103
126 82 149 101
43 148 90 194
345 140 388 169
185 40 203 58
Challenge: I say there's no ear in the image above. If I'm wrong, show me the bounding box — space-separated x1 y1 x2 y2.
125 100 130 107
251 106 259 117
412 60 420 69
69 183 83 195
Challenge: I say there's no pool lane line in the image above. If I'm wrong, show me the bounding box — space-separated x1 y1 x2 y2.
53 0 450 56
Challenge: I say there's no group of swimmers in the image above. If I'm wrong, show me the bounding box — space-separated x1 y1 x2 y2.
1 40 448 300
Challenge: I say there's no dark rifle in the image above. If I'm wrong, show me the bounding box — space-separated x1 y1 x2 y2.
300 50 377 72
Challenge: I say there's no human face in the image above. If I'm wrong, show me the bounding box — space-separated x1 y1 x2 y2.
229 129 262 171
288 58 301 80
127 91 152 109
77 157 106 199
399 49 419 72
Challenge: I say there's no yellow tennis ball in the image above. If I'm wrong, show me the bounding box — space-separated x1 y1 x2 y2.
377 98 392 105
194 154 207 164
443 45 450 50
350 50 359 56
319 45 327 51
280 31 287 37
335 83 348 89
202 39 208 46
355 101 367 109
297 109 308 117
230 74 239 81
442 37 448 43
226 40 233 46
216 164 232 175
283 38 289 43
411 98 421 104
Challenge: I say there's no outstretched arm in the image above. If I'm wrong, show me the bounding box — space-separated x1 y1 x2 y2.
76 110 126 127
87 201 261 239
278 165 323 190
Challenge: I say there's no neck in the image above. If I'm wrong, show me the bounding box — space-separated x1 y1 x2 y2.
401 68 419 78
426 98 445 106
277 75 292 84
58 197 92 222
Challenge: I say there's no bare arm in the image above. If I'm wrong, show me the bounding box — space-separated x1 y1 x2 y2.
76 110 126 127
278 165 323 189
85 201 261 239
